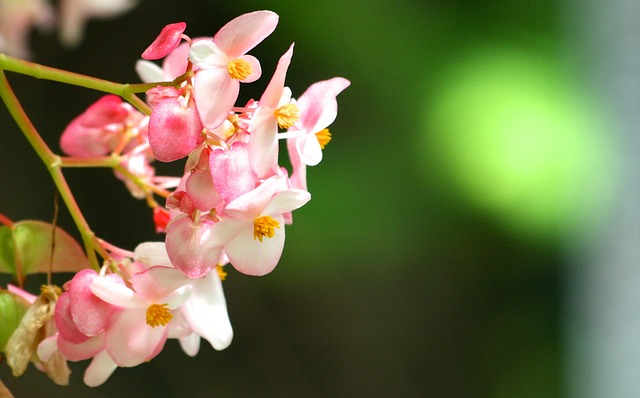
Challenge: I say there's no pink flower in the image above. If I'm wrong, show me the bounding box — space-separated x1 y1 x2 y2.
89 266 192 367
287 77 350 190
189 11 279 129
211 175 310 276
135 242 232 351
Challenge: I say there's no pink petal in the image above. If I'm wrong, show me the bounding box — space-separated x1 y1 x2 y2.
68 269 114 337
213 11 279 58
194 68 239 129
248 109 279 179
165 216 224 278
258 44 294 107
148 98 204 162
287 136 308 191
105 309 168 367
209 141 257 204
131 266 191 303
55 292 90 344
162 41 193 80
141 22 187 60
58 333 106 362
295 77 351 134
225 214 286 276
224 174 289 218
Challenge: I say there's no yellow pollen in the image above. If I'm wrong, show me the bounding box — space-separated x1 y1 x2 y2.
227 58 252 80
146 303 172 328
253 216 280 242
274 103 300 129
315 128 332 149
216 265 227 281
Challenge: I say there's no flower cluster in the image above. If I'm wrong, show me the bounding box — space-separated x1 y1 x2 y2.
0 10 348 388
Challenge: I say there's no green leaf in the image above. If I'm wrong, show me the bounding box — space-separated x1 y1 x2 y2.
0 220 89 282
0 289 30 353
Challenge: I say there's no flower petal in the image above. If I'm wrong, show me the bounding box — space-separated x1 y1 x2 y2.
209 141 257 204
193 68 239 129
141 22 186 60
213 11 279 58
181 271 233 350
90 276 146 309
295 77 351 134
262 189 311 216
135 60 164 83
225 214 286 276
131 266 191 303
297 133 323 166
105 309 168 367
148 98 204 162
83 350 118 387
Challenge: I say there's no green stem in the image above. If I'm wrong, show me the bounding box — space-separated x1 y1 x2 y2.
0 53 159 114
0 70 102 269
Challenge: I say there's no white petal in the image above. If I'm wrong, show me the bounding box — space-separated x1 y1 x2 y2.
189 41 227 67
135 60 163 83
262 189 311 216
177 332 201 357
83 350 118 387
134 242 172 267
90 277 146 308
298 133 323 166
182 271 233 350
225 215 286 276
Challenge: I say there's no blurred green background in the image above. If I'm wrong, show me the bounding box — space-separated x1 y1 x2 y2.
0 0 622 397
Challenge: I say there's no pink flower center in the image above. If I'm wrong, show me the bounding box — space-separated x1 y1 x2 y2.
227 58 252 80
253 216 280 242
146 303 172 328
273 103 300 129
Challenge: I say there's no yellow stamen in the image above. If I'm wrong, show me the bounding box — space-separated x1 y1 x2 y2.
274 103 300 129
227 58 252 80
315 128 332 149
216 265 227 281
253 215 280 242
146 303 172 328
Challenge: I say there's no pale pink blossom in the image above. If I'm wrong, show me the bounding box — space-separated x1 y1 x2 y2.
89 266 192 367
211 175 310 276
189 11 279 129
286 77 350 190
135 242 232 351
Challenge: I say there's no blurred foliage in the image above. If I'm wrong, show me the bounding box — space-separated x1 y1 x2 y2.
0 0 616 397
